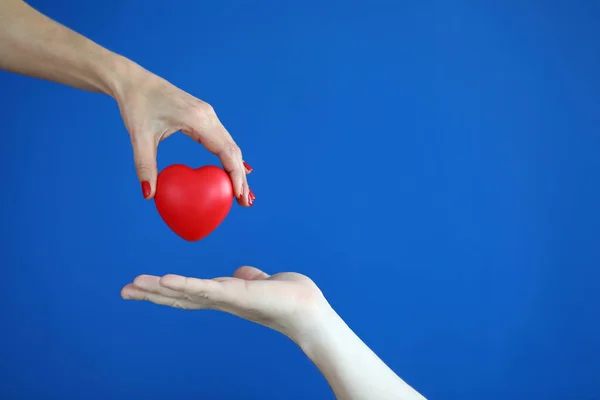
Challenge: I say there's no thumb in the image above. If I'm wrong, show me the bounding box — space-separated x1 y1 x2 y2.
234 266 270 281
132 138 158 200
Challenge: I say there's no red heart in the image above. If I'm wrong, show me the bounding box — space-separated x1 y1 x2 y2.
154 164 234 241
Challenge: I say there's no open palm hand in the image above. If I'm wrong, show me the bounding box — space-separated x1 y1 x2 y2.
121 266 327 338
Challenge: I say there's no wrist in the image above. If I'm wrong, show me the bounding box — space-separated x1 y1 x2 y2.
289 299 348 359
96 53 146 100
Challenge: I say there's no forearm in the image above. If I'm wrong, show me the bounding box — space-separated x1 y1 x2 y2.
0 0 137 97
295 303 426 400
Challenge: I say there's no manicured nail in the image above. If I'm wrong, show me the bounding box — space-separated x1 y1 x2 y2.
243 161 253 172
141 181 151 199
249 189 255 203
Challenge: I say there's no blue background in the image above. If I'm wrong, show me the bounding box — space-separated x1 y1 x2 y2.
1 0 599 399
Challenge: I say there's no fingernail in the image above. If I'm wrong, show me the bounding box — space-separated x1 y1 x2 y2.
243 161 253 172
141 181 151 199
249 189 255 204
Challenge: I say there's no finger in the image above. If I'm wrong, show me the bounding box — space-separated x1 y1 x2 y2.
215 143 251 207
191 134 251 206
159 274 230 303
121 284 200 309
182 106 252 207
227 162 250 206
243 161 253 175
233 266 270 281
132 274 185 298
131 136 158 200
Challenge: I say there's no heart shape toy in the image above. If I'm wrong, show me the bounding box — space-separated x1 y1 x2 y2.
154 164 234 241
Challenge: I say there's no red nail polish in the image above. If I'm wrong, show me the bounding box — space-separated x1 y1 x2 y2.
243 161 253 172
249 189 255 202
141 181 151 199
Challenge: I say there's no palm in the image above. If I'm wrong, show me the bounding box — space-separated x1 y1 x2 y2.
121 267 325 336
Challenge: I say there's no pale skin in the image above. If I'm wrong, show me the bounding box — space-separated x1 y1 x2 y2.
1 1 426 398
0 0 254 205
122 267 427 400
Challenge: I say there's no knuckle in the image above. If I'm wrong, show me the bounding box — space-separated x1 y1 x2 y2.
190 102 219 131
198 291 212 301
225 142 242 159
169 299 185 309
135 164 154 176
194 101 217 120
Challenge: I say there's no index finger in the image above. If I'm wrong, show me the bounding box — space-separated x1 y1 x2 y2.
159 274 256 310
216 143 251 206
160 274 215 293
183 113 252 207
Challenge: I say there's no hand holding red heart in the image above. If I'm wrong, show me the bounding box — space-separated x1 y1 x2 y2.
113 66 255 207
